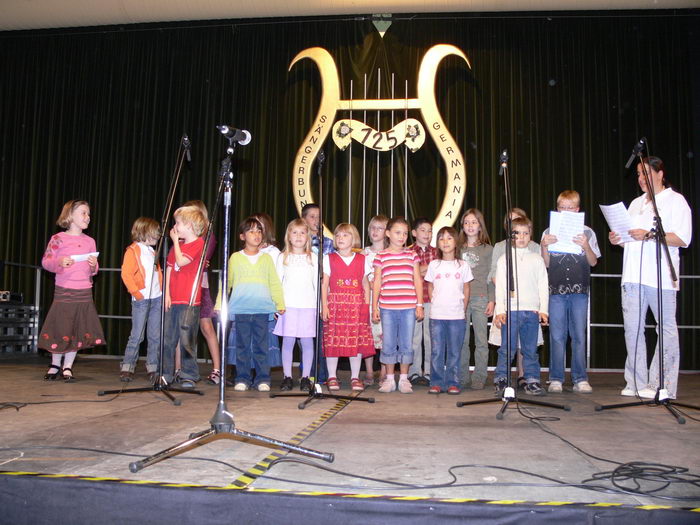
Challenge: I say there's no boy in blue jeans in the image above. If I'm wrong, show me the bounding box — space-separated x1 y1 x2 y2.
493 217 549 396
541 190 600 393
163 206 207 388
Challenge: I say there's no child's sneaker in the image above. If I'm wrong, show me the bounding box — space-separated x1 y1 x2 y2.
547 380 563 393
257 383 270 392
447 386 460 395
524 382 545 396
206 369 221 385
573 381 593 393
428 385 442 394
280 376 293 391
398 378 413 394
299 377 312 391
378 377 396 393
234 382 249 391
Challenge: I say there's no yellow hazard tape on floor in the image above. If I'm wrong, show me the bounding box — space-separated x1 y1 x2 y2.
230 393 357 488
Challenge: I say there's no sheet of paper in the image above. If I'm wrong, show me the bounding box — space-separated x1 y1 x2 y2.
70 251 99 262
548 211 584 254
599 202 634 244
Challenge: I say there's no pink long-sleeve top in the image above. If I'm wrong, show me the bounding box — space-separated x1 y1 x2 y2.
41 232 99 289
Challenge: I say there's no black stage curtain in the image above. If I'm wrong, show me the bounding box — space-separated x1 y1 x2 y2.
1 11 698 369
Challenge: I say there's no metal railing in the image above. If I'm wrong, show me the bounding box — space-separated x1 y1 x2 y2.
3 262 699 371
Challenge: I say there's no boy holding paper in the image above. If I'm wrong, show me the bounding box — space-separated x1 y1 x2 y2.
541 190 600 393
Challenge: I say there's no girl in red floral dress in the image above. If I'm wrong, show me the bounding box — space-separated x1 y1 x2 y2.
321 223 375 392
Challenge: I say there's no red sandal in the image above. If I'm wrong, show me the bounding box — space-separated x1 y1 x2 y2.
326 377 340 391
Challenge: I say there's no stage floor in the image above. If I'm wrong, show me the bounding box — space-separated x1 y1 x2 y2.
1 353 699 518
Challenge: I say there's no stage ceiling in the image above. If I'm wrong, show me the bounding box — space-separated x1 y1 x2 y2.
2 0 697 31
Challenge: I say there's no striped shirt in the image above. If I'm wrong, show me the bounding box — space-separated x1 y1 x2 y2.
373 249 420 309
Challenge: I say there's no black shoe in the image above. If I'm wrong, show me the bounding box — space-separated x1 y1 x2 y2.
494 378 508 397
517 376 527 390
523 382 545 396
300 377 312 391
44 365 61 381
280 376 293 391
120 371 134 383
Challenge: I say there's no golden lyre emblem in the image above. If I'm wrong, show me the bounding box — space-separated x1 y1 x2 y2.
290 44 471 239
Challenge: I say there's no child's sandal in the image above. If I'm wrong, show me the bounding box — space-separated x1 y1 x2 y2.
44 365 61 381
326 377 340 391
350 378 364 391
62 367 75 383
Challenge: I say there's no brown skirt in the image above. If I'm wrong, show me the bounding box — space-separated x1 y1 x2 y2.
38 286 106 354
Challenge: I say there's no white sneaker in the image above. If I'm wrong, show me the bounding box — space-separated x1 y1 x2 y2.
548 381 563 393
234 382 249 391
398 378 413 394
573 381 593 393
638 387 657 399
378 377 396 393
257 383 270 392
620 387 636 396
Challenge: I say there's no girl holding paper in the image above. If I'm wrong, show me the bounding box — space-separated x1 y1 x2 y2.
39 200 105 381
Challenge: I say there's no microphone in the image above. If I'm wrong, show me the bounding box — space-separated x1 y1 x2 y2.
499 149 508 176
216 125 252 146
182 135 192 162
624 137 646 169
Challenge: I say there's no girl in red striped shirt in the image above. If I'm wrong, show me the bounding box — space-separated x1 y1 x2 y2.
372 217 424 393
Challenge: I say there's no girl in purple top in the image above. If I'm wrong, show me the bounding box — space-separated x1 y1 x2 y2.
39 200 105 381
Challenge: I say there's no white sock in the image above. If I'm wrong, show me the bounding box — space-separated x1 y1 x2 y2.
326 357 338 378
399 373 408 381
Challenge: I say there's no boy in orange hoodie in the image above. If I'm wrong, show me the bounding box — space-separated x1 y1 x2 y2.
120 217 163 382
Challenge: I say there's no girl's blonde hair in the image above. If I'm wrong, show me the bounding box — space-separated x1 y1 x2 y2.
333 223 361 249
282 218 312 265
367 214 389 249
56 200 89 229
131 217 161 242
458 208 491 248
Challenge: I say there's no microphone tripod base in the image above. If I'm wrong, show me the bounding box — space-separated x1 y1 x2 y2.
97 376 203 406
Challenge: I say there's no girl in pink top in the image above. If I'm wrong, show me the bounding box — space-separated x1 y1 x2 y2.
39 200 105 381
372 217 424 394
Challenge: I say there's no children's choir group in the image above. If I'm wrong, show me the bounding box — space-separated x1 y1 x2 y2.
37 156 692 399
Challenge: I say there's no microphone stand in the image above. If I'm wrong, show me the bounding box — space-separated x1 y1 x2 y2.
457 150 570 419
129 131 334 474
98 136 202 404
270 149 375 409
596 144 699 423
